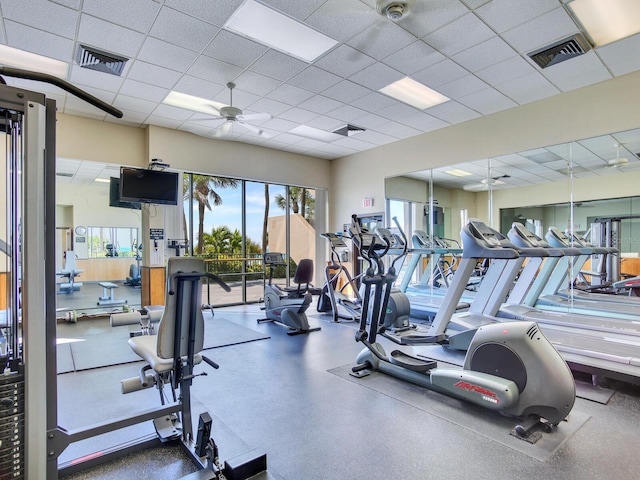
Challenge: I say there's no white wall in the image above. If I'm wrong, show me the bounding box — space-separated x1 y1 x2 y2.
331 70 640 233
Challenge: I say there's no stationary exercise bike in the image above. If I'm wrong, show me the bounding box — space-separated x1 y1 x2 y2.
350 215 575 436
258 252 321 335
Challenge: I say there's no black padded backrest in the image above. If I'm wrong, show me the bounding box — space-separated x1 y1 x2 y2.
293 259 314 286
157 257 205 359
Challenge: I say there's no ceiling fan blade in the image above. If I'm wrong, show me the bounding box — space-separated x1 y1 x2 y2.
236 112 272 123
236 121 270 138
212 120 233 138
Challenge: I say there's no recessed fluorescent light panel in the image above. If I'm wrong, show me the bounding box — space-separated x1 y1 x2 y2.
162 91 226 115
444 168 473 177
0 45 69 78
290 125 343 142
568 0 640 46
379 77 449 110
224 0 338 63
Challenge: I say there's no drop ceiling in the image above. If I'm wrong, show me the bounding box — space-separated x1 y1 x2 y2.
2 0 640 188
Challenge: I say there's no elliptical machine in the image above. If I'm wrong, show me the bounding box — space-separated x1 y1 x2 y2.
317 232 363 322
258 252 321 335
350 215 575 436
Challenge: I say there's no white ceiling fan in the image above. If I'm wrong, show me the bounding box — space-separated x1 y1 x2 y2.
462 174 511 192
604 143 630 169
209 82 272 138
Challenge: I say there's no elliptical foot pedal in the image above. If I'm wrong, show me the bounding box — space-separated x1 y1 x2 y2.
389 350 436 373
287 327 321 336
511 415 544 443
350 361 372 378
153 413 182 441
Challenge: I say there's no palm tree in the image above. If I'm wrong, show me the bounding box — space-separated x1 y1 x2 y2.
275 187 315 225
185 175 239 254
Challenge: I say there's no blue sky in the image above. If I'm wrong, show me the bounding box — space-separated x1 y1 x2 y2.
186 182 287 244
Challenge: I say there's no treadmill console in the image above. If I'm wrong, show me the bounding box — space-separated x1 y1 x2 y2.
547 227 570 246
511 222 545 247
467 220 503 247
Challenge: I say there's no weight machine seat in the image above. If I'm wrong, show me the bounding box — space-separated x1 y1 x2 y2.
128 257 205 374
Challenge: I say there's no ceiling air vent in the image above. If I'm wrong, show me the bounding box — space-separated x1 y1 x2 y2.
76 45 128 76
332 124 366 137
528 33 592 69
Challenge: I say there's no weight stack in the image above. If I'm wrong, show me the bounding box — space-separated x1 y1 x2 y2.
0 372 25 479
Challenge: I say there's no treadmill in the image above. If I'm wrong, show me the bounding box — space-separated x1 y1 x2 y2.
398 230 471 319
501 223 640 338
439 220 640 384
528 227 640 319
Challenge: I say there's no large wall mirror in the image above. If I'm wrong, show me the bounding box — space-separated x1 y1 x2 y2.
385 127 640 287
55 159 143 318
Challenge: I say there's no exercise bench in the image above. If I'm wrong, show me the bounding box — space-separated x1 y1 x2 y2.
97 282 127 306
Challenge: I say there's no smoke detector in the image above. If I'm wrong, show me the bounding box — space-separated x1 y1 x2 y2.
376 0 413 21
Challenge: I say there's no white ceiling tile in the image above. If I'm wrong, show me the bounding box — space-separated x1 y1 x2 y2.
203 30 268 69
452 36 517 72
119 79 170 102
381 122 422 139
171 76 225 99
288 66 343 93
461 0 492 9
108 110 148 126
351 129 397 146
82 0 160 33
1 0 78 39
437 74 489 99
540 51 612 92
127 60 182 89
382 40 445 76
315 45 376 78
248 98 292 118
494 71 560 105
262 117 300 132
248 50 308 81
145 114 184 129
150 7 220 52
475 0 560 33
150 103 194 121
427 100 480 124
501 7 577 54
298 95 343 114
399 112 449 132
266 83 315 105
114 94 159 115
347 19 416 61
349 62 404 90
165 0 244 27
378 102 422 122
138 37 199 72
352 112 392 129
332 136 376 151
77 14 145 58
398 0 470 38
278 107 319 123
350 91 397 113
69 65 124 92
326 104 369 123
412 59 469 88
457 87 518 115
213 88 260 110
187 55 244 85
424 13 495 57
64 96 108 119
322 80 371 104
305 0 379 43
232 70 282 96
304 115 346 131
596 33 640 76
260 0 327 20
3 21 75 63
475 56 537 85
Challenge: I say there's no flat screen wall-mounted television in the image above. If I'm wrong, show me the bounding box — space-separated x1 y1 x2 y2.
119 167 179 206
109 177 141 210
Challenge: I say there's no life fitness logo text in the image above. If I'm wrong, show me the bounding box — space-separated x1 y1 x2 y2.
454 381 500 404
